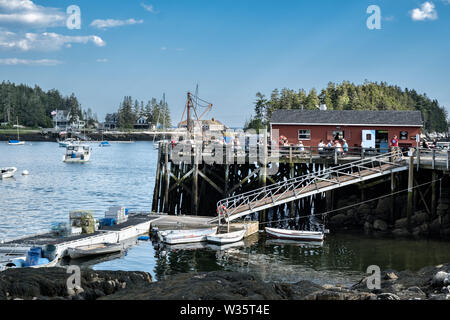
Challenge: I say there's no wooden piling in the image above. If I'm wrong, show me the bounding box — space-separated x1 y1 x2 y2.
152 144 162 212
407 150 415 231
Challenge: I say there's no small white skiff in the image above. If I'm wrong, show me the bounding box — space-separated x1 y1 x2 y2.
0 167 17 179
159 227 218 245
265 227 325 241
206 229 246 245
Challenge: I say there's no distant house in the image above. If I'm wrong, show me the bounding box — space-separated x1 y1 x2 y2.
270 110 423 150
134 116 150 130
104 113 118 130
52 110 71 130
178 118 227 132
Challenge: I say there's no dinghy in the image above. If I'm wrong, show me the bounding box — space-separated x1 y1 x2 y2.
0 167 17 179
265 227 324 241
159 227 218 245
68 243 124 259
206 229 246 245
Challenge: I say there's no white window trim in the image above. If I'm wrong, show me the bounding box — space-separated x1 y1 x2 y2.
298 129 311 141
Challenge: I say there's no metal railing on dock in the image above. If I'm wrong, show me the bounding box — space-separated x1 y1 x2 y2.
210 151 408 223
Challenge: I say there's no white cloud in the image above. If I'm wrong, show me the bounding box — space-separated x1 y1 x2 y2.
141 3 158 14
96 58 108 63
0 0 65 28
0 30 106 51
90 18 144 30
411 2 438 21
0 57 62 66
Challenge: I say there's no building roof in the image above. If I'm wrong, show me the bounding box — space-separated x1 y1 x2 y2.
270 110 423 127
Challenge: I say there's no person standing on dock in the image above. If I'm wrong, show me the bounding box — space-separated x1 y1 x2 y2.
390 135 401 161
342 139 349 155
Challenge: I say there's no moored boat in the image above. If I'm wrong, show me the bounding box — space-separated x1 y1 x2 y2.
0 167 17 179
8 140 25 146
68 243 124 259
265 227 325 241
63 144 91 163
99 141 111 147
206 229 246 245
159 227 218 244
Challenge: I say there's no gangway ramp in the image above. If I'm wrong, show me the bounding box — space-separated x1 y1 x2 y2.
210 152 408 223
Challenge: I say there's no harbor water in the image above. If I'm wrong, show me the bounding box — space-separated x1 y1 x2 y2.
1 142 450 286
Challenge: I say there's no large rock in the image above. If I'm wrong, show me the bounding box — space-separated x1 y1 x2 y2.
412 211 429 226
329 213 351 226
392 228 410 237
373 219 388 232
395 218 408 229
374 198 391 218
0 267 152 300
432 272 449 288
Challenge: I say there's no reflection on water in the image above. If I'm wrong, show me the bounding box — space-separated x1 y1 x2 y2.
93 232 450 286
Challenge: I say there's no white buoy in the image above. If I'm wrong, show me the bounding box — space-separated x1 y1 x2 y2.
22 170 29 176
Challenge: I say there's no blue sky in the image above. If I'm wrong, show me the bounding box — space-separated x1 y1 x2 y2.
0 0 449 127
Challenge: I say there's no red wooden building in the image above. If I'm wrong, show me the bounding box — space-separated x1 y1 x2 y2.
270 110 423 150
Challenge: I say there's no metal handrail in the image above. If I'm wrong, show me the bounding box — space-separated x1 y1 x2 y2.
214 151 406 222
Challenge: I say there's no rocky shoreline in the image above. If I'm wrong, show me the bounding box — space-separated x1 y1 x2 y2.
1 264 449 300
328 187 450 240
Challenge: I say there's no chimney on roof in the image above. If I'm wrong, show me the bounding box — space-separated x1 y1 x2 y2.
319 104 327 111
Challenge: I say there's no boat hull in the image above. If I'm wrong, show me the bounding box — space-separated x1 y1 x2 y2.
160 227 218 245
265 227 324 241
0 167 17 180
68 244 123 259
206 229 246 245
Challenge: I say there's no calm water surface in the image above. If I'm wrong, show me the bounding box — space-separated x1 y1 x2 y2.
2 142 450 286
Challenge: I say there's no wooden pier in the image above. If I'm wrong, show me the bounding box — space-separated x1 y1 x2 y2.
152 141 449 231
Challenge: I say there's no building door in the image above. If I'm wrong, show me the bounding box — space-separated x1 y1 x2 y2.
362 130 376 149
376 130 389 153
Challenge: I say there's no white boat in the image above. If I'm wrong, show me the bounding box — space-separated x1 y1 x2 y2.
8 140 25 146
265 227 325 241
99 141 111 147
159 227 218 245
68 243 124 259
0 167 17 180
1 256 59 270
206 229 246 245
58 138 76 148
63 144 91 163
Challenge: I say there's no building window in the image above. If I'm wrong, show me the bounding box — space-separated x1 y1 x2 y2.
298 129 311 140
333 130 344 140
400 131 408 140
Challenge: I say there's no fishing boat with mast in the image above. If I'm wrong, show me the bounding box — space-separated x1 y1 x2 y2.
8 117 25 145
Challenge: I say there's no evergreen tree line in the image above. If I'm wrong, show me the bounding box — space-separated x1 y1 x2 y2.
245 81 448 133
0 81 97 128
116 96 171 129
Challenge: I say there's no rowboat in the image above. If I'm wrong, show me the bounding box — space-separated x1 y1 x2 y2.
0 167 17 179
265 227 325 241
159 227 218 245
68 243 124 259
206 229 246 245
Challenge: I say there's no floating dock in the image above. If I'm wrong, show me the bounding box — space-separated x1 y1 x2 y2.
0 213 259 266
